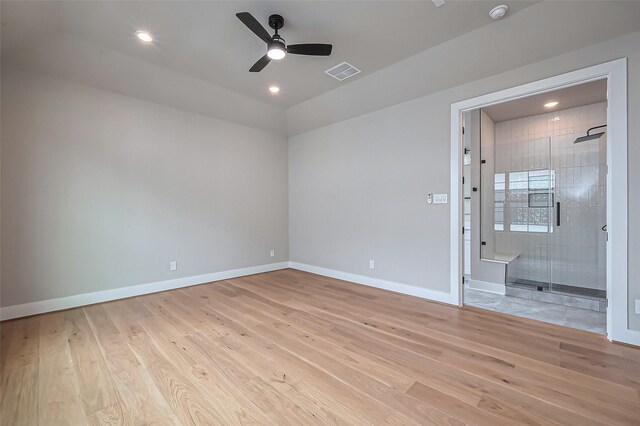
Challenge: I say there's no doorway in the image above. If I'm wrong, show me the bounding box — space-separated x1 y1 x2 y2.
450 59 631 344
462 81 607 333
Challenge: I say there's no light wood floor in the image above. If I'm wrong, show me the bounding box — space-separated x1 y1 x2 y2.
2 269 639 425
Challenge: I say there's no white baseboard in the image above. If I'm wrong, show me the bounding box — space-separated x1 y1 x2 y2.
4 259 638 348
288 262 456 305
0 262 289 320
467 279 506 295
613 328 640 347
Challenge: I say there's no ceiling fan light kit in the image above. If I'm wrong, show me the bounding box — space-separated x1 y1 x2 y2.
236 12 332 72
268 40 286 60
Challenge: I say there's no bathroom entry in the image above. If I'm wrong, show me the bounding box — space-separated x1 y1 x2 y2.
462 79 608 334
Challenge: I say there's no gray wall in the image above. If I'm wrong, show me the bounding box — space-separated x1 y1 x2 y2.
1 69 289 307
289 91 452 292
288 31 640 331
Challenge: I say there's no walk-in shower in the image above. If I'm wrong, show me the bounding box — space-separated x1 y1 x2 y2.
480 103 607 307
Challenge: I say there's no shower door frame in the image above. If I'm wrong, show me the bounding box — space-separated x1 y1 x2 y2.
450 58 634 345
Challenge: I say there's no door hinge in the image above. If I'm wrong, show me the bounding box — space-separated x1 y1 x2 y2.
462 176 465 185
462 276 465 284
462 126 465 135
462 227 465 235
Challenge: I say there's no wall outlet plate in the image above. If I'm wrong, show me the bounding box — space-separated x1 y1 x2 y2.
270 249 275 257
369 260 375 269
169 261 177 271
635 299 640 315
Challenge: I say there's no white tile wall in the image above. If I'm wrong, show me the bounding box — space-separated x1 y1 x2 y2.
492 103 607 291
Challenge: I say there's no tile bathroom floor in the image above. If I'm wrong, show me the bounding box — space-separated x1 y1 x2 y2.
464 287 606 334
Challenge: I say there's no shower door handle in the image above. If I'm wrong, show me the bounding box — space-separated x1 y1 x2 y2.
556 202 561 227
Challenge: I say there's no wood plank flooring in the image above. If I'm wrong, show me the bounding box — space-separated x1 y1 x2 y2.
1 268 639 425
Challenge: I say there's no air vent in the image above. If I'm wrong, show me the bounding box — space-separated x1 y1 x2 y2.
324 62 361 81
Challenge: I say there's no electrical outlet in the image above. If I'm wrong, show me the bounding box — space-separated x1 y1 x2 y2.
169 261 177 271
270 249 275 257
369 260 375 269
635 299 640 315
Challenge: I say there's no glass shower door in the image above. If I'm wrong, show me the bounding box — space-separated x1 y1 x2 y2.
483 136 554 291
547 132 607 298
484 131 607 299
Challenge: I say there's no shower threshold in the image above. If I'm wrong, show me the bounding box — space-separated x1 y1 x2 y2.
506 279 606 312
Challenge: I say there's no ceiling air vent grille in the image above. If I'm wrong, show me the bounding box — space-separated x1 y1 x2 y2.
324 62 361 81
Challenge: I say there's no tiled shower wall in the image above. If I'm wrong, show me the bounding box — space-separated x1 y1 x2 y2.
491 102 607 291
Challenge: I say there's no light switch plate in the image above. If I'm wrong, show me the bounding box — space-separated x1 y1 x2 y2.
433 193 448 204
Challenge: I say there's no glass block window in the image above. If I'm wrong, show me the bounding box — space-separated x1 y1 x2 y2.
494 173 505 231
494 170 555 233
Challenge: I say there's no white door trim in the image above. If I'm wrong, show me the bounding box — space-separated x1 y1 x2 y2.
450 58 634 344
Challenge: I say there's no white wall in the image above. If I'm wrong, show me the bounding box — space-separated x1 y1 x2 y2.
1 69 289 307
288 31 640 331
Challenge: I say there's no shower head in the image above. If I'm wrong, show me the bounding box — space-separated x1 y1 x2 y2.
574 132 605 144
574 125 606 144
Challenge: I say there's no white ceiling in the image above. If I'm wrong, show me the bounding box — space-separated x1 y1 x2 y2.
483 79 608 123
0 1 538 109
286 1 640 135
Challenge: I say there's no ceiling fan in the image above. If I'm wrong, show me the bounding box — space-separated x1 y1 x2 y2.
236 12 332 72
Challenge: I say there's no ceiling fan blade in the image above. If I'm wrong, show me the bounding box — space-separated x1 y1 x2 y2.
236 12 271 44
286 44 332 56
249 54 271 72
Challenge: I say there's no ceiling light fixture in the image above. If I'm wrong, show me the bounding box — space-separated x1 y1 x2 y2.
135 31 153 44
489 4 509 20
544 101 559 108
267 40 286 60
269 86 280 94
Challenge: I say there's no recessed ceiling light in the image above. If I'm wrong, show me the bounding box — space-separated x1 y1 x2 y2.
544 101 559 108
269 86 280 94
135 31 153 44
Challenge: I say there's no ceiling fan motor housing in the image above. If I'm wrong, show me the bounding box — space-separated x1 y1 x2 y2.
269 14 284 31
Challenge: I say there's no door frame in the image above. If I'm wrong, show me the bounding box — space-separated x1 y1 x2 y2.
449 58 636 345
